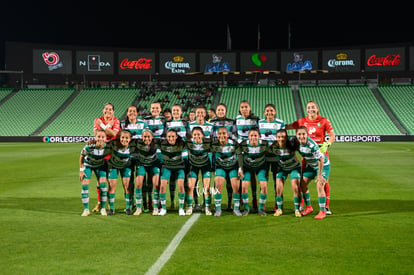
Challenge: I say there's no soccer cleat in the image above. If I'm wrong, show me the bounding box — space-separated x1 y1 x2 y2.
274 209 283 217
205 207 212 216
92 203 101 213
242 209 250 216
325 207 332 215
258 209 267 216
158 208 167 216
179 208 186 216
233 209 242 216
125 208 132 215
100 208 107 216
81 209 90 217
194 204 201 213
295 210 302 218
315 211 326 219
185 207 193 216
152 208 159 216
214 209 222 217
108 209 115 216
301 206 313 216
133 208 142 216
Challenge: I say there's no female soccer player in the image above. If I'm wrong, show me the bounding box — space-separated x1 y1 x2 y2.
268 129 301 217
188 105 214 210
295 126 331 219
238 127 269 216
235 100 260 210
159 129 188 216
79 129 109 216
165 104 189 209
106 130 134 215
133 129 162 216
120 105 149 139
185 127 213 216
143 101 166 212
258 103 285 210
120 105 149 212
92 103 120 212
211 127 242 216
210 103 237 209
286 100 335 214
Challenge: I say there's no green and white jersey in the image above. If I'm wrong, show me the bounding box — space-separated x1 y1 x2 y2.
132 139 161 167
298 137 330 169
81 143 110 168
186 138 212 167
239 139 269 169
210 117 237 141
165 119 189 140
188 120 214 139
106 140 135 169
120 118 149 139
235 114 259 143
211 139 240 169
258 118 285 142
159 140 188 170
268 139 301 171
144 116 165 139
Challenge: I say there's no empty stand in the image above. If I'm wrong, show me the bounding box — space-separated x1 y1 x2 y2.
0 88 75 136
40 88 138 136
377 85 414 134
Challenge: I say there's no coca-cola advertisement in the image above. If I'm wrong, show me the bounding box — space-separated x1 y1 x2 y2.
364 48 405 71
118 52 156 75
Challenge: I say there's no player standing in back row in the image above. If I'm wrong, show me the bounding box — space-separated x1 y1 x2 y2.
286 100 335 214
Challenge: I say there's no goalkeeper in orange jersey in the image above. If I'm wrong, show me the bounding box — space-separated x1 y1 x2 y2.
286 100 335 214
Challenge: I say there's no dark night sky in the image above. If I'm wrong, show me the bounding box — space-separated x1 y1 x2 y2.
1 1 413 67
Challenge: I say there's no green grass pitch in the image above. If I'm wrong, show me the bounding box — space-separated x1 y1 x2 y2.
0 142 413 274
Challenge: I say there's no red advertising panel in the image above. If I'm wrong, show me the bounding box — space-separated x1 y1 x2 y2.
159 53 196 75
240 52 278 72
364 47 405 71
118 52 155 75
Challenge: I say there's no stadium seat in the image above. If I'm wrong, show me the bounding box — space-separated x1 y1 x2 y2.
377 85 414 134
0 88 75 136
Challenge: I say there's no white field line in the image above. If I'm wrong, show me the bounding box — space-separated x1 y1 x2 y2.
145 213 200 275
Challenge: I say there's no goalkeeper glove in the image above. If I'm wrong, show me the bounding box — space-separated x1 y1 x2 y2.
319 141 331 153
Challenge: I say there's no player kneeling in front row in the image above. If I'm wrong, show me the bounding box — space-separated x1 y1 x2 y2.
79 129 109 216
296 126 331 219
